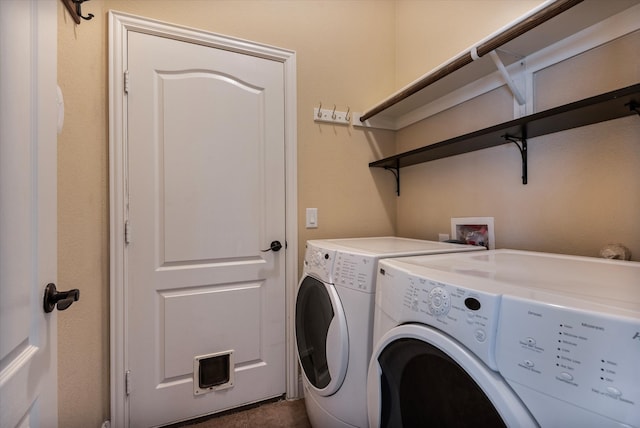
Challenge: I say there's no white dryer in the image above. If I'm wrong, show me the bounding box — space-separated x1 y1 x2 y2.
294 237 484 428
368 249 640 428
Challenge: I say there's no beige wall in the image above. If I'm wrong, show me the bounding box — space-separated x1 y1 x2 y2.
58 1 110 425
395 0 544 87
394 7 640 260
57 1 638 426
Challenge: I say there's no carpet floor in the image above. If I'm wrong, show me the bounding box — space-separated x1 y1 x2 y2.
179 398 312 428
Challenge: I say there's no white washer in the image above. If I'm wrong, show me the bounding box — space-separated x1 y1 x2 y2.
368 249 640 428
294 237 484 428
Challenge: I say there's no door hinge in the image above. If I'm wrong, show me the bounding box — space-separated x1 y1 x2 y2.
124 220 131 244
125 370 131 396
124 70 129 94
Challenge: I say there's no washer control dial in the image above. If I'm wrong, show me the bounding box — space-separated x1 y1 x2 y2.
427 287 450 316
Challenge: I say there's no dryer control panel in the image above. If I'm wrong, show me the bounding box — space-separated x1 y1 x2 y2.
496 296 640 426
334 251 377 293
303 242 381 292
303 242 335 283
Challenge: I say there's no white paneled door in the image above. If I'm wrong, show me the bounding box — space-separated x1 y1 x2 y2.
125 30 287 427
0 1 58 427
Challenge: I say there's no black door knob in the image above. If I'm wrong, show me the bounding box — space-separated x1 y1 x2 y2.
261 240 283 252
43 283 80 313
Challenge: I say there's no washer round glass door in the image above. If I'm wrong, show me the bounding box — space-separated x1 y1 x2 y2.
295 274 348 396
368 324 537 427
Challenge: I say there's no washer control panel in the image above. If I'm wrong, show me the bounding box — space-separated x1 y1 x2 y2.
496 296 640 426
383 270 502 370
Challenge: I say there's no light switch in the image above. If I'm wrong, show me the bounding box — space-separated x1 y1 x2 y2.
306 208 318 229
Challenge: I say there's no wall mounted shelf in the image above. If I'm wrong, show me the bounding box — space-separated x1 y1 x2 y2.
370 83 640 195
357 0 640 130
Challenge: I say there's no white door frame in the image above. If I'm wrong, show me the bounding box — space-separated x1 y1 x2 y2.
108 11 298 427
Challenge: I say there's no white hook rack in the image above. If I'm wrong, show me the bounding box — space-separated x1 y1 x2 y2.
314 103 351 125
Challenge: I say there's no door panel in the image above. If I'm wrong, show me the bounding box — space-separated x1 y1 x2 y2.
0 1 57 427
127 31 286 427
161 71 263 263
162 284 262 378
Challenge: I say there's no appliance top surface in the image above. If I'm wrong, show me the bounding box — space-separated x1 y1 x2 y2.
383 249 640 313
308 236 482 257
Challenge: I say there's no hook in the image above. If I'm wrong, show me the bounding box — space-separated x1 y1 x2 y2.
73 0 94 21
332 105 337 119
317 102 322 118
345 106 351 121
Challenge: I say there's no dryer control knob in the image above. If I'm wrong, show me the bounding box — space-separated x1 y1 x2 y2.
427 287 450 316
312 251 323 266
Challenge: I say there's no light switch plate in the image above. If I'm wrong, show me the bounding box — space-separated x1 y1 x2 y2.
306 208 318 229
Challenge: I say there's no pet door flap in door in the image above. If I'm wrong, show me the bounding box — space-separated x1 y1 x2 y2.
193 350 234 395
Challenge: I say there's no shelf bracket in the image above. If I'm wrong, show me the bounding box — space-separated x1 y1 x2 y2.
384 163 400 196
503 133 528 185
487 50 526 106
627 101 640 116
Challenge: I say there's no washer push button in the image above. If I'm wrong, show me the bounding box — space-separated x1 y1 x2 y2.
427 287 450 316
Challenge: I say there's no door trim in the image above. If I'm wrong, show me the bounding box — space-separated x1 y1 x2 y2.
108 11 298 427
